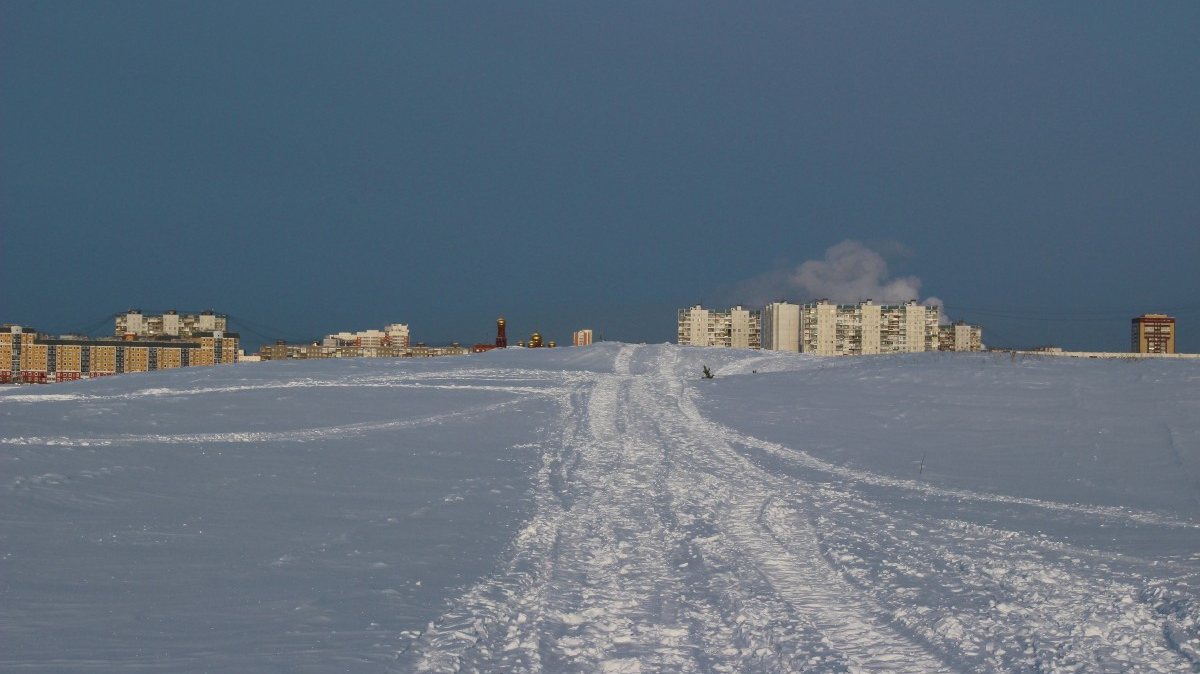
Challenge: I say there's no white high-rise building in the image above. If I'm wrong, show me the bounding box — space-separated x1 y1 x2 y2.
762 302 801 352
118 310 145 337
678 306 713 347
729 306 759 349
801 301 840 355
197 312 217 332
115 310 228 339
677 305 761 349
801 300 940 356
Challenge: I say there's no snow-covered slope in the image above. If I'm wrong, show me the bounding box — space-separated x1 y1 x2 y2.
2 344 1197 672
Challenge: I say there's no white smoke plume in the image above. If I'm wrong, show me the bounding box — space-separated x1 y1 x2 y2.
732 240 948 323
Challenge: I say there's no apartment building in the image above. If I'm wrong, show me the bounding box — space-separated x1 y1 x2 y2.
115 309 228 338
1 324 238 384
0 326 35 381
762 302 802 352
800 300 942 356
573 329 594 346
938 322 984 352
677 306 762 349
1131 314 1175 354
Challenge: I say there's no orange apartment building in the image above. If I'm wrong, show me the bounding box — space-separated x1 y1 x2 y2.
1131 314 1176 354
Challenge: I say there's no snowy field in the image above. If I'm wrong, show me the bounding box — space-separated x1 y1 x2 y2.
1 343 1198 672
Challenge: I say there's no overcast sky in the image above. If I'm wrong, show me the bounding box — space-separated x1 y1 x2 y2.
3 2 1197 351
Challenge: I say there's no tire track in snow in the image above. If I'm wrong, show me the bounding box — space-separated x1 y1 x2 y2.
396 344 1197 672
399 345 951 672
399 347 709 672
682 391 1197 530
0 367 570 405
669 352 1199 671
635 347 951 673
0 397 547 448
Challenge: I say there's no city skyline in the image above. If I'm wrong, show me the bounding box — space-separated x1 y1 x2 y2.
2 3 1198 352
1 299 1185 358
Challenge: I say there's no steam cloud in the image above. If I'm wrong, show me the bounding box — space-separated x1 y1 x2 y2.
733 240 948 322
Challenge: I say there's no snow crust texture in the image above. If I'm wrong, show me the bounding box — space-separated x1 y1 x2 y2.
3 344 1199 673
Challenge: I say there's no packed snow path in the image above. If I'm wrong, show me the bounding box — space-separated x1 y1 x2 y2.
400 345 1200 673
3 343 1198 672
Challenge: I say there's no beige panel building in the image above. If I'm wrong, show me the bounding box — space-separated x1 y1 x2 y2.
801 300 943 356
678 306 715 347
116 310 228 339
762 302 801 352
938 322 984 352
800 301 840 355
677 305 762 349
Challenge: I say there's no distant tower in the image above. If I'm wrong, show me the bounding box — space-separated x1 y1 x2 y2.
496 317 508 348
1131 314 1175 354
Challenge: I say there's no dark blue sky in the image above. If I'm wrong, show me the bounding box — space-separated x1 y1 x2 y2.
3 2 1198 351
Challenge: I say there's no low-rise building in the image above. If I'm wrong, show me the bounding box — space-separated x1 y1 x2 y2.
262 323 416 360
321 324 411 358
410 344 472 358
259 323 468 360
259 342 332 360
322 324 410 350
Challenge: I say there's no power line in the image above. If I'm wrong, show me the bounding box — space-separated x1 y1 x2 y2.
950 302 1200 326
223 314 318 345
65 313 118 337
951 303 1200 317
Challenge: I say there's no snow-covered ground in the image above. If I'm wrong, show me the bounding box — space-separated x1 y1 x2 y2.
2 343 1197 672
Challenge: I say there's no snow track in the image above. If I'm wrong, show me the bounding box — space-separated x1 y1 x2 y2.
398 344 1199 673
